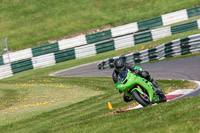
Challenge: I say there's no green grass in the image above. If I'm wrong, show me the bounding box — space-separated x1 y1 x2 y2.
0 32 199 132
0 41 198 132
0 0 200 132
0 76 198 132
63 95 200 133
0 0 200 51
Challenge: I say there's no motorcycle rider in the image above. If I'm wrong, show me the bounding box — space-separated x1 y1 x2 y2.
112 58 166 103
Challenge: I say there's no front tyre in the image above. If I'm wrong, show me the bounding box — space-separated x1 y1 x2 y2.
132 90 150 107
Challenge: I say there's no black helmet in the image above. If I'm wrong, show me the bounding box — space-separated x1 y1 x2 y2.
114 58 126 72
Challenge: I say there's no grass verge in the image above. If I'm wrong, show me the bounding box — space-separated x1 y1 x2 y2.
0 77 198 132
0 0 199 50
0 18 199 132
0 41 198 132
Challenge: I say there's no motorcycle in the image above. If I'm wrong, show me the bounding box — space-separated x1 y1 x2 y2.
117 70 166 107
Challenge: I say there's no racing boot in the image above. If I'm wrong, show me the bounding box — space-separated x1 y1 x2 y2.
123 94 133 102
151 79 161 94
155 88 167 103
151 80 166 102
151 79 158 88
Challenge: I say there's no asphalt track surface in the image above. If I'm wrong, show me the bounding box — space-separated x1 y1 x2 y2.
51 56 200 97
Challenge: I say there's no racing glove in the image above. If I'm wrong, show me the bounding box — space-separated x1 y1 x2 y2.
134 66 142 74
134 69 141 75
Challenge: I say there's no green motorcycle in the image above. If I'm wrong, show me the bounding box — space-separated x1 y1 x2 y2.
117 70 166 107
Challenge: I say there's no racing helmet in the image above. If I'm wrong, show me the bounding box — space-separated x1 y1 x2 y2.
113 58 126 72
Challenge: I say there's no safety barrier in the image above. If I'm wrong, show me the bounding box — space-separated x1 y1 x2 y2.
11 58 33 74
0 56 4 65
32 53 56 69
2 17 199 67
0 6 199 66
58 35 87 50
54 48 75 63
97 34 200 69
3 48 33 64
32 42 59 57
75 44 96 58
0 64 13 79
0 7 200 79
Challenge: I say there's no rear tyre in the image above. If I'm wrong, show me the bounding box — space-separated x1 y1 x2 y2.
132 90 150 107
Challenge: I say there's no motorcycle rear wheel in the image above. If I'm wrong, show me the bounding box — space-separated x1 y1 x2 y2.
132 90 150 107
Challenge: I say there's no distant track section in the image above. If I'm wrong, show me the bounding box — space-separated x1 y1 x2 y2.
51 56 200 97
51 56 200 81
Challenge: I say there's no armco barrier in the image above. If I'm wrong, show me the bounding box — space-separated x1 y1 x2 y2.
32 53 56 69
111 22 138 37
171 21 198 34
54 48 75 63
0 7 200 80
198 19 200 29
32 42 59 57
187 6 200 18
0 56 4 65
138 16 163 31
58 35 87 50
75 44 96 59
112 7 199 37
0 26 200 79
161 9 188 26
0 6 200 66
114 34 134 50
3 48 33 64
2 18 199 67
11 59 33 74
97 34 200 69
86 30 112 44
95 40 115 54
0 64 13 79
134 31 153 44
151 26 172 40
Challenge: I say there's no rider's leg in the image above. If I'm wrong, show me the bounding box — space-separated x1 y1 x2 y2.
140 71 166 102
157 92 167 102
140 71 158 88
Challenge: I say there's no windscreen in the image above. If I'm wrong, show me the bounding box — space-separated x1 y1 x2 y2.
118 70 128 83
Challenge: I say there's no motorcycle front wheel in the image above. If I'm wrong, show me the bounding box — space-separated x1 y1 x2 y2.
132 90 150 107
